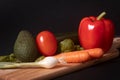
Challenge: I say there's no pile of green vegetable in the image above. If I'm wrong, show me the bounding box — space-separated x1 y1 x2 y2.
0 30 83 63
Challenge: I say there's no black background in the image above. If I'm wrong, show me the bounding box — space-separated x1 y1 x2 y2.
0 0 120 80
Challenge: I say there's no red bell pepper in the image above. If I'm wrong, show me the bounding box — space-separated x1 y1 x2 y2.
78 12 114 53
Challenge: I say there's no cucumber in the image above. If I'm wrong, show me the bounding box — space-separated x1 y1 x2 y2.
55 32 79 45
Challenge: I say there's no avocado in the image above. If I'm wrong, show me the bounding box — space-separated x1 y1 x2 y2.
13 30 39 62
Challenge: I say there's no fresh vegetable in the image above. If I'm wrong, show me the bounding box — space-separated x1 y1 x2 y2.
35 56 45 62
0 55 10 62
55 32 79 45
55 32 79 53
36 30 57 56
0 53 20 62
78 12 114 52
81 48 104 58
0 57 59 69
74 45 84 51
55 51 90 63
58 38 83 53
59 39 75 52
14 30 39 62
54 48 104 63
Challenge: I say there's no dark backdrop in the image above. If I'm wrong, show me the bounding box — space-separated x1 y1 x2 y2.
0 0 120 55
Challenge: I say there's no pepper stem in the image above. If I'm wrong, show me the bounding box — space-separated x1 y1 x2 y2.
97 12 106 20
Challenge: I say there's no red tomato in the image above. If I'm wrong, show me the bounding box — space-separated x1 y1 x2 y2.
36 30 57 56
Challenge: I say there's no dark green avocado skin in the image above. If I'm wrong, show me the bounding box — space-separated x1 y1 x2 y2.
14 30 39 62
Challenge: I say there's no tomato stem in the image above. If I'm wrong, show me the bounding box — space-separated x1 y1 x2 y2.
97 12 106 20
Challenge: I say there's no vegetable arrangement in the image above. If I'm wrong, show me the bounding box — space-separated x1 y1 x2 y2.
78 12 114 53
54 48 103 63
0 11 115 69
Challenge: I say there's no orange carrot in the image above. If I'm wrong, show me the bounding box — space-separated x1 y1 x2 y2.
54 48 104 63
55 51 90 63
84 48 104 58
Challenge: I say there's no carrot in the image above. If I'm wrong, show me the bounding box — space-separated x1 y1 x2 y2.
84 48 104 58
54 48 104 63
55 51 90 63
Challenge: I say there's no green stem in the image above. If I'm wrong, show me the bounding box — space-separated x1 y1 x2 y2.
97 11 106 20
0 62 41 69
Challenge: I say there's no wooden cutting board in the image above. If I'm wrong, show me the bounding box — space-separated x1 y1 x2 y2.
0 37 120 80
0 48 119 80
